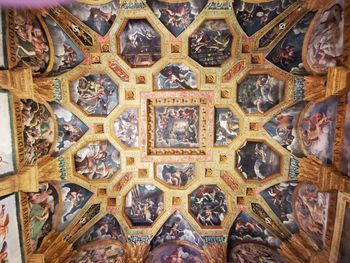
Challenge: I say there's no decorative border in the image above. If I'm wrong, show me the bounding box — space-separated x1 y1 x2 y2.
140 91 214 162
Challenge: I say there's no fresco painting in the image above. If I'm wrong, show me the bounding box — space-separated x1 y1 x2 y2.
237 74 284 114
50 102 88 157
0 90 15 177
264 101 308 157
0 194 23 263
74 140 120 180
189 19 233 67
70 73 119 116
44 16 84 76
57 182 93 231
73 214 125 249
113 108 138 148
28 183 59 251
301 96 338 164
338 203 350 263
156 64 197 90
70 243 126 263
148 243 207 263
156 163 195 187
234 0 296 36
14 10 50 74
237 141 280 180
341 90 350 176
21 99 55 165
189 185 227 226
155 106 199 148
119 19 161 67
151 211 204 249
124 184 164 226
294 183 329 249
261 181 299 233
65 0 118 36
306 0 344 75
214 108 239 146
228 243 286 263
267 12 316 75
228 211 281 248
147 0 208 37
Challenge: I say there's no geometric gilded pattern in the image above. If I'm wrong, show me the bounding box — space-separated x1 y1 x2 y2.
1 1 347 262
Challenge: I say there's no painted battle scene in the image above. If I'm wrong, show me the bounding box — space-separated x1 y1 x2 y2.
301 96 338 164
264 101 308 157
156 163 195 187
0 194 23 263
228 211 281 248
156 64 197 90
147 0 208 37
189 19 233 67
44 16 84 76
113 108 138 148
73 214 125 249
189 185 227 226
28 183 59 251
234 0 296 36
64 0 118 36
74 140 120 180
124 184 164 226
214 108 240 146
14 10 50 74
237 74 284 114
294 183 329 249
50 102 88 157
151 211 204 249
267 12 316 75
338 203 350 263
341 90 350 176
261 181 299 233
70 73 119 116
228 243 286 263
148 243 207 263
0 90 15 177
21 99 55 165
119 19 161 67
306 0 344 75
70 243 126 263
236 141 280 180
155 106 199 148
57 182 93 231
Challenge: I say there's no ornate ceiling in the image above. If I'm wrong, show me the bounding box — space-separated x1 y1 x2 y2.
0 0 349 262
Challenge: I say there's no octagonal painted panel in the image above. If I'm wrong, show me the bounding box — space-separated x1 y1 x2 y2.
113 108 139 148
124 184 164 226
189 185 227 227
155 64 197 90
236 141 280 180
189 19 233 67
70 73 119 116
119 19 161 68
237 73 284 114
74 140 120 181
155 163 195 188
214 108 240 146
155 106 199 148
147 0 208 37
